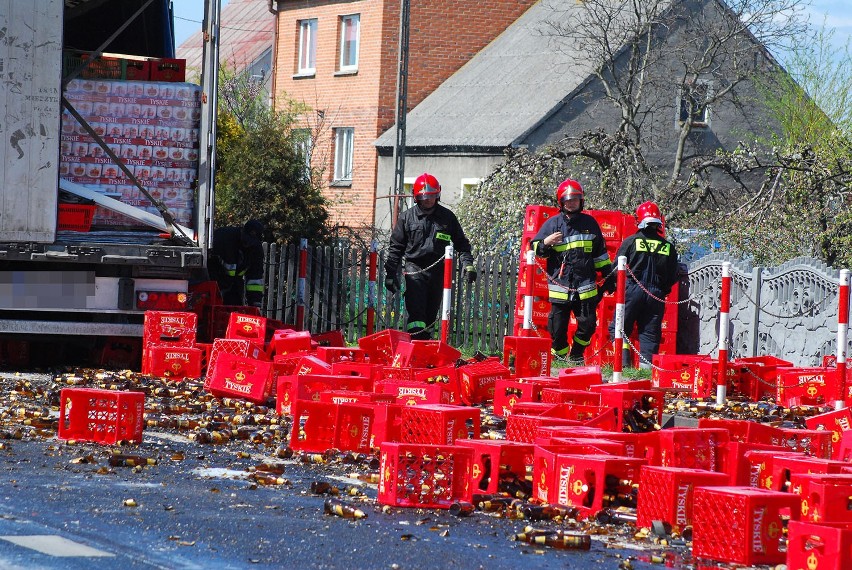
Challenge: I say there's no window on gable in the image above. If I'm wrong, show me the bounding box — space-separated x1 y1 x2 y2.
293 128 313 181
339 14 360 72
679 81 710 128
298 19 318 75
333 127 354 182
460 178 482 201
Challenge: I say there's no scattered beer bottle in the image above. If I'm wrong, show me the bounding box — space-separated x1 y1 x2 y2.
108 453 157 467
449 501 475 517
324 498 367 519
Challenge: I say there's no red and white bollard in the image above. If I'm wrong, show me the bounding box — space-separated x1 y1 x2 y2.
440 244 454 343
836 268 850 409
366 240 377 336
717 261 731 401
612 256 627 383
522 249 536 337
296 238 308 331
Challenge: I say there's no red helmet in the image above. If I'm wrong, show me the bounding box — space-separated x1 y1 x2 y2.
556 178 584 204
636 201 663 229
413 173 441 201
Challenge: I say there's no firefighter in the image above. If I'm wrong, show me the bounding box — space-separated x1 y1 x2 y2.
531 178 614 364
384 173 476 340
210 219 265 308
609 201 680 369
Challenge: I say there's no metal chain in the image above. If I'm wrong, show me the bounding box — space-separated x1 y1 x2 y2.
307 306 369 327
305 250 365 271
619 331 716 373
401 256 445 276
624 264 714 305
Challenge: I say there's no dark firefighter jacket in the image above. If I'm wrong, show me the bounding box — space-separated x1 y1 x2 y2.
616 226 679 296
386 203 474 275
531 211 612 302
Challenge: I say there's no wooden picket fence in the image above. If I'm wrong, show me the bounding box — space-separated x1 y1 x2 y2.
259 242 522 354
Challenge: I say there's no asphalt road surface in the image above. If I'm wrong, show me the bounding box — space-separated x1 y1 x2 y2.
0 428 675 570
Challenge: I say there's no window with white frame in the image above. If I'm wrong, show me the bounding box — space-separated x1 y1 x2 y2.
293 128 313 180
460 178 482 201
339 15 360 72
297 19 318 75
678 81 710 128
333 127 354 182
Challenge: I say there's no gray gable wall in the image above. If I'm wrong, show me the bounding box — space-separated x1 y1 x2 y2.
374 0 597 150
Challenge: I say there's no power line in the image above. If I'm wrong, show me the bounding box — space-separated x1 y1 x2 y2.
174 15 273 35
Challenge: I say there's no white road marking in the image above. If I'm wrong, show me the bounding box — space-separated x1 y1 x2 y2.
0 535 115 557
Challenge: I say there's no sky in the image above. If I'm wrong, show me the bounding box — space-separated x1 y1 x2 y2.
172 0 230 47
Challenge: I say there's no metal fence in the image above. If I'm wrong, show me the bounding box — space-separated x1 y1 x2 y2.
259 242 520 354
260 244 848 365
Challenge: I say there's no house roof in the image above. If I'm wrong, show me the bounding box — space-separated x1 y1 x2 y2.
374 0 599 150
176 0 274 77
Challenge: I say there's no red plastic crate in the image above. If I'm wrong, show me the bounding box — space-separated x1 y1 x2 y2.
311 329 346 347
204 338 268 389
207 353 275 404
372 403 404 448
698 417 785 446
777 367 835 406
587 209 629 242
276 373 372 414
330 361 382 381
378 442 474 509
806 408 852 460
142 310 197 373
515 266 550 298
57 203 96 231
375 380 453 406
556 366 603 390
789 473 852 523
731 355 794 401
225 312 267 343
692 486 801 566
391 340 460 368
269 330 313 357
492 377 559 417
358 329 411 365
539 388 602 406
523 205 559 234
147 345 203 380
719 441 790 486
742 449 802 490
598 388 664 432
540 436 626 456
513 293 552 323
58 388 144 444
533 452 647 517
566 430 654 459
780 428 833 458
98 337 142 369
787 520 852 570
770 455 848 492
315 346 367 364
502 335 552 378
412 365 463 405
455 440 534 495
651 354 706 391
148 57 186 81
458 359 511 405
318 390 395 405
202 305 261 344
651 427 729 471
400 404 480 444
636 466 730 532
506 413 582 443
290 400 374 453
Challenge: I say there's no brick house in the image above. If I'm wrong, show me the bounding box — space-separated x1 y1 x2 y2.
269 0 537 231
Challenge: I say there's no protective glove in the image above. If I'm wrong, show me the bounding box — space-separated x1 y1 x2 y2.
384 276 399 294
601 277 617 295
464 266 477 284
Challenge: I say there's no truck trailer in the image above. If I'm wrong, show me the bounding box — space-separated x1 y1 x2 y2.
0 0 221 348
